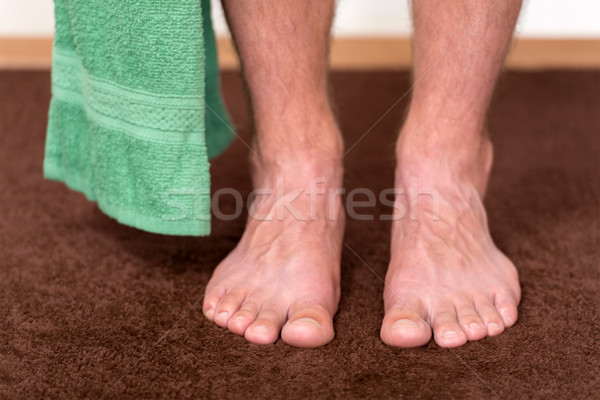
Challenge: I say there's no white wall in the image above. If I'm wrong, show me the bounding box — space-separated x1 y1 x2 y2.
1 0 599 38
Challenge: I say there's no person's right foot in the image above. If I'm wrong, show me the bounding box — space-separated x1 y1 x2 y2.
203 126 344 348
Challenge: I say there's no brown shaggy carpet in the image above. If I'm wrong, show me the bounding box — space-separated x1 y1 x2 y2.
0 69 598 399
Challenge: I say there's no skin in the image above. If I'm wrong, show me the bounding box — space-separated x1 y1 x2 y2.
381 0 523 348
203 0 523 348
202 0 344 348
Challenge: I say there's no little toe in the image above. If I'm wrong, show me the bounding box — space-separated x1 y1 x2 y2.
202 285 227 321
456 302 487 341
494 293 519 328
281 303 335 348
245 306 286 345
432 306 468 348
213 290 246 328
228 300 260 336
381 304 432 348
475 299 505 336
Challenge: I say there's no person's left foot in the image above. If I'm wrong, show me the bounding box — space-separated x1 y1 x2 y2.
381 135 521 348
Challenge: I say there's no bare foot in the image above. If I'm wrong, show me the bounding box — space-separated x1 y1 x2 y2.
381 135 521 348
203 139 344 347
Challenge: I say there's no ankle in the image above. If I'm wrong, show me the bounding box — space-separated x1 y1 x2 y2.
250 138 344 189
252 106 344 178
254 135 343 167
395 125 493 195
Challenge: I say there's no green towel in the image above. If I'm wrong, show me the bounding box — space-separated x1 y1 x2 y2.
44 0 234 236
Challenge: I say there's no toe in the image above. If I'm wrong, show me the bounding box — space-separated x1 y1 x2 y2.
203 285 226 321
281 303 335 348
213 290 246 328
245 305 286 345
494 293 519 328
456 302 487 341
475 298 505 336
431 305 468 348
228 300 260 336
381 301 432 348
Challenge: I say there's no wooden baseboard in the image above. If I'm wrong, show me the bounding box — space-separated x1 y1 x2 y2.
1 37 599 70
0 38 53 69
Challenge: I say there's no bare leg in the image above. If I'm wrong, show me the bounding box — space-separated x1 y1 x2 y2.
381 0 523 348
203 1 343 347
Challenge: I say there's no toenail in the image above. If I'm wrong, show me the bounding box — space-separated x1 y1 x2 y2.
230 315 244 322
292 318 322 329
216 311 229 320
469 322 482 330
392 319 419 329
488 322 501 332
443 330 459 339
252 325 269 334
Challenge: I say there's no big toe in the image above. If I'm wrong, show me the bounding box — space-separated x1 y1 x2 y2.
381 308 432 348
281 305 335 348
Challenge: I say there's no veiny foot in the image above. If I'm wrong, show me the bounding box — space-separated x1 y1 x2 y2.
203 147 344 347
381 136 521 348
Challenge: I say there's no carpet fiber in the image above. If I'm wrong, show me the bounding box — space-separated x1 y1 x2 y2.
0 70 598 399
